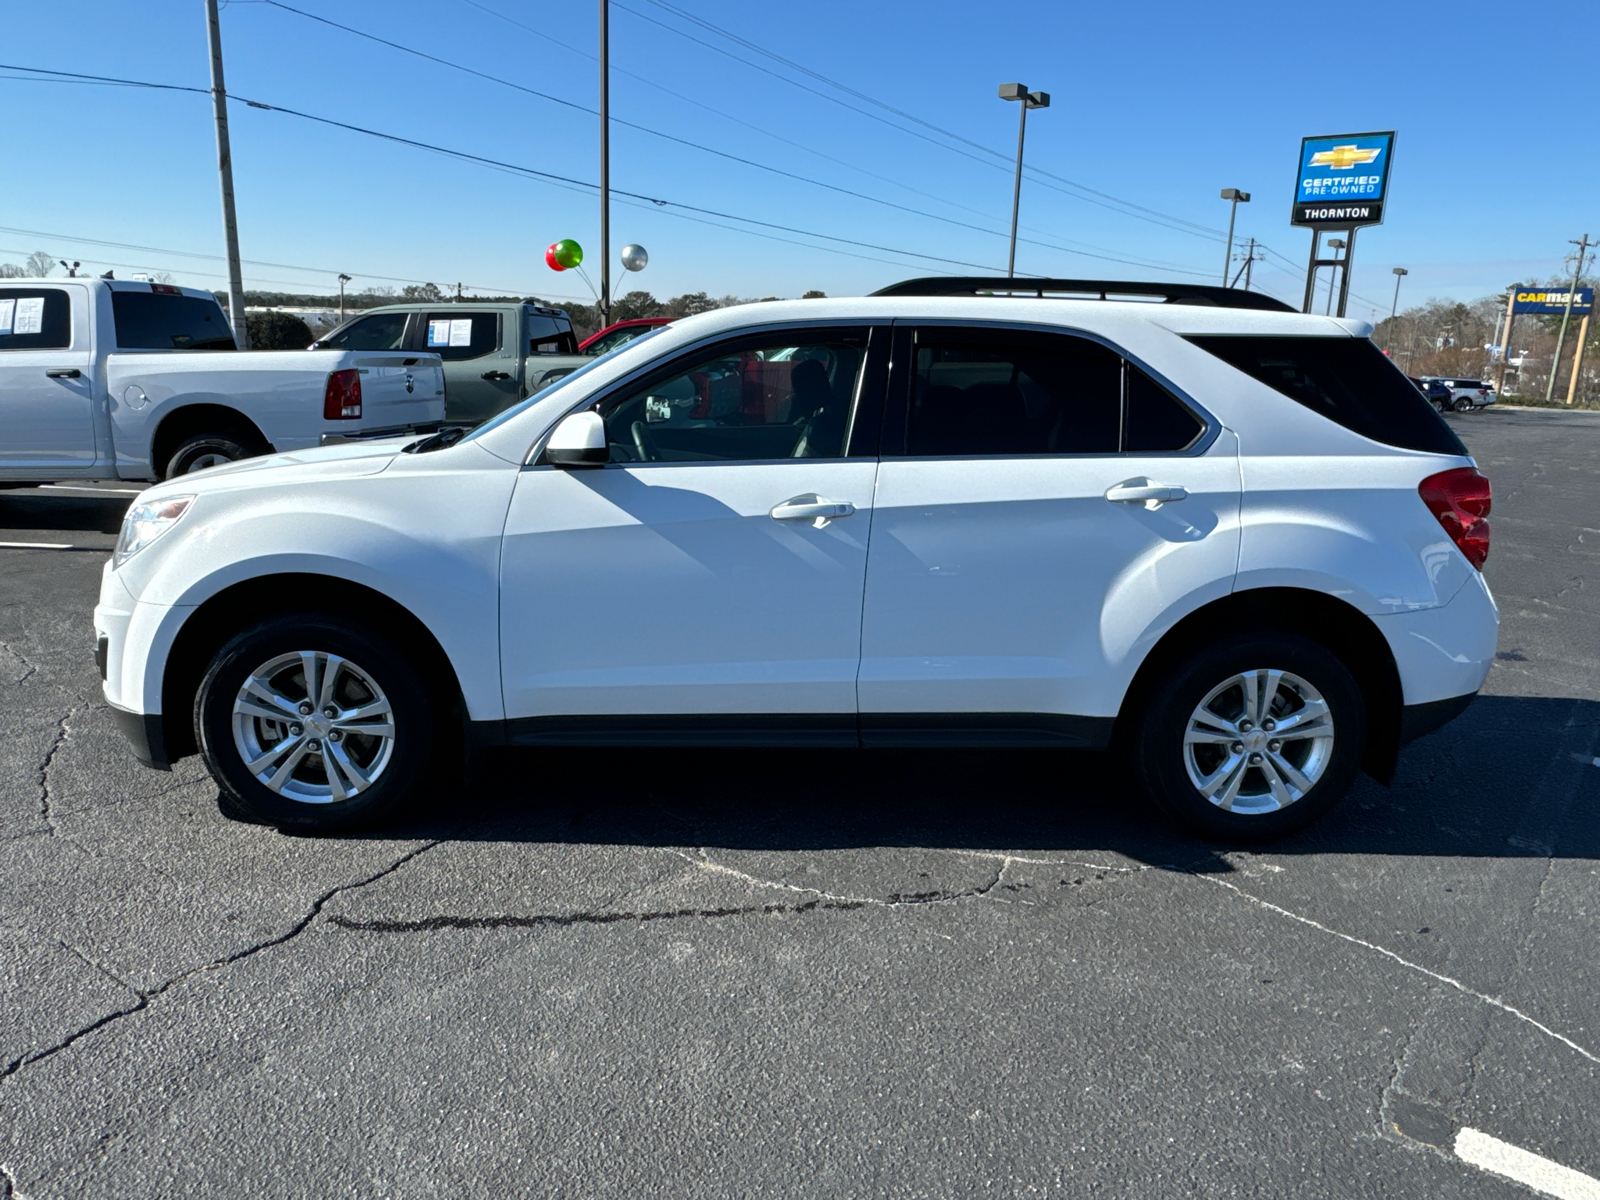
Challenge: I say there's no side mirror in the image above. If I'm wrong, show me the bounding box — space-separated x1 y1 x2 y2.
544 411 607 468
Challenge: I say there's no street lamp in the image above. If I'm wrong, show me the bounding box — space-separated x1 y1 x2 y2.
1219 189 1250 287
999 82 1049 279
1388 267 1408 348
337 272 352 322
1324 238 1346 314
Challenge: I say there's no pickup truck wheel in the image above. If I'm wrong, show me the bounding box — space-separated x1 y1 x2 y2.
1132 633 1365 842
195 615 434 832
164 433 252 479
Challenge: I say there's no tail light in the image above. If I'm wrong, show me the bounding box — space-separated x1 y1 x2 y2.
323 368 362 420
1419 467 1491 570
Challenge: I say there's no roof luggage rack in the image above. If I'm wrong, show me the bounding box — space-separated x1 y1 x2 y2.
871 276 1295 313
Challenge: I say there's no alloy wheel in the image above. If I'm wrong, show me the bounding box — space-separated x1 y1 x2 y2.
231 650 396 804
1182 668 1335 815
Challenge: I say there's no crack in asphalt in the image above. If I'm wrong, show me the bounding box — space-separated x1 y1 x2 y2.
0 1159 23 1200
0 840 442 1086
34 707 77 837
0 640 38 687
329 849 1152 935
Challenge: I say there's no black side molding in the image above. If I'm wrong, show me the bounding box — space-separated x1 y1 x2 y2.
110 706 173 771
1398 692 1476 746
472 712 1115 751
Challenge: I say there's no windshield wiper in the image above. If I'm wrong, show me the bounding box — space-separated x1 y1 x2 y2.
403 426 469 454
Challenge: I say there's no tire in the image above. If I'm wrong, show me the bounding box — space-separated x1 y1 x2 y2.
194 614 435 832
1451 398 1472 413
1132 633 1365 841
163 432 253 480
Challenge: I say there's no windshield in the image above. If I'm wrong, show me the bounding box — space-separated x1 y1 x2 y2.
463 324 669 443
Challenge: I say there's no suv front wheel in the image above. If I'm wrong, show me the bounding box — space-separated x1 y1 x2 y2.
1133 634 1365 841
195 615 435 831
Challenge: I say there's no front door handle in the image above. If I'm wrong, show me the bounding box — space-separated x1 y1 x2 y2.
481 370 512 381
770 495 856 528
1105 479 1188 509
46 368 82 379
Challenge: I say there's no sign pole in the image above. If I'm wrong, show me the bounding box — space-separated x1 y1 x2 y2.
1546 234 1591 401
1336 226 1357 318
1302 228 1321 313
1497 288 1517 394
1565 313 1590 406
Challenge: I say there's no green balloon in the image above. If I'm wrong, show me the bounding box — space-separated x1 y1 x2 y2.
553 239 583 269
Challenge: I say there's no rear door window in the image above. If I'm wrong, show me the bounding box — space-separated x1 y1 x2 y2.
423 311 499 360
526 313 578 355
319 311 408 350
1187 335 1466 455
111 290 235 350
0 288 71 350
901 327 1204 456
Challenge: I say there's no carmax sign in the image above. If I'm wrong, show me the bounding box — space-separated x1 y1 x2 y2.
1512 288 1593 314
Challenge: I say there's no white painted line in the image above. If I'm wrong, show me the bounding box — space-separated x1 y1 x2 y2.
1456 1128 1600 1200
0 541 73 550
1199 874 1600 1065
38 484 142 495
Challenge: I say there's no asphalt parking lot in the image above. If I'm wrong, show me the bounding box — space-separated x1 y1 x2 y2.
1 406 1597 1198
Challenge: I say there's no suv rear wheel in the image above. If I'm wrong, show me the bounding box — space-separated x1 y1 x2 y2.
195 615 434 831
1133 633 1365 841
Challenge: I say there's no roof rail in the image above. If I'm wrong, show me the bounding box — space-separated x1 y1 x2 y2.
870 276 1295 313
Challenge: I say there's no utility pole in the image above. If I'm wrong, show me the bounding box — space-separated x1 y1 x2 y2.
1388 267 1407 349
1220 189 1250 286
598 0 611 325
1228 238 1257 289
999 83 1049 279
204 0 249 349
337 273 351 322
1547 234 1592 402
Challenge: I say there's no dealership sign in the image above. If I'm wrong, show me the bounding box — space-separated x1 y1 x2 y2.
1512 287 1593 314
1291 131 1396 227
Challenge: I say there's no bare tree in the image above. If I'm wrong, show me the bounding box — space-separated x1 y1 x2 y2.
24 251 55 278
0 263 25 278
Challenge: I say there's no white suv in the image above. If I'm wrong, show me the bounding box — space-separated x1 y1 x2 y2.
94 279 1498 840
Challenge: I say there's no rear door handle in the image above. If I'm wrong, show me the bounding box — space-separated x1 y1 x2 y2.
46 368 82 379
1105 479 1188 508
770 495 856 528
481 370 512 381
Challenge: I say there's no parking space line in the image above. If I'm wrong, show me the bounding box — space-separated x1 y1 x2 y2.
1456 1128 1600 1200
0 542 74 551
37 484 143 495
1197 874 1600 1065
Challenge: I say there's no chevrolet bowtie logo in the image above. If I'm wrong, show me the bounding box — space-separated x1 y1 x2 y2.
1309 144 1382 170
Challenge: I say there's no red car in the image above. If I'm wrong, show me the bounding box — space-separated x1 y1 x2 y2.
579 316 674 356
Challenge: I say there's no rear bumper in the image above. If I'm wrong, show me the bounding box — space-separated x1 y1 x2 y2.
110 704 172 771
319 421 444 447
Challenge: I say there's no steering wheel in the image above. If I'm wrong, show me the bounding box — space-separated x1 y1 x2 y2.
631 420 661 462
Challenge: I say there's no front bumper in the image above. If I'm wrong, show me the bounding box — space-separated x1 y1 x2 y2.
110 705 172 770
319 421 444 447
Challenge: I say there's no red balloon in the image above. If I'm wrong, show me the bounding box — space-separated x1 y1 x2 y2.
545 244 567 272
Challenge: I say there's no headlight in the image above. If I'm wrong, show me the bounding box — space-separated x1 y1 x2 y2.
114 495 195 568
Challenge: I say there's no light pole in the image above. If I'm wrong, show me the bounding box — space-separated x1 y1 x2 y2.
598 0 611 326
1220 189 1250 286
999 82 1049 279
1324 238 1346 314
337 272 351 322
1388 267 1408 348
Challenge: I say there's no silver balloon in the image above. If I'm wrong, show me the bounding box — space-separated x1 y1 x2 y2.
620 244 649 272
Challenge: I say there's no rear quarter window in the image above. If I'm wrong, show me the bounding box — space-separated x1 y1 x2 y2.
1186 335 1466 455
0 288 72 350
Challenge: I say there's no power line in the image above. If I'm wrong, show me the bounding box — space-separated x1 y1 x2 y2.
255 1 1214 279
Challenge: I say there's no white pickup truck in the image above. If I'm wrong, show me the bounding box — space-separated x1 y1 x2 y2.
0 278 445 483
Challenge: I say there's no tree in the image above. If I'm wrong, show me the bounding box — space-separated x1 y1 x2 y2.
0 263 24 278
245 310 314 350
400 282 444 302
25 251 55 278
801 290 826 299
612 290 662 321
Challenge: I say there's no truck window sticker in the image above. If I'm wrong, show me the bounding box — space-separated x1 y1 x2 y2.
449 318 473 347
427 318 450 348
0 298 13 335
14 297 44 336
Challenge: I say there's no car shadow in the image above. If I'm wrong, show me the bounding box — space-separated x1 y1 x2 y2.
342 694 1599 871
0 491 128 534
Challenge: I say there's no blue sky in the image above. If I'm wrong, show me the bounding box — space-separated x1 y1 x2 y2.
1 0 1593 317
